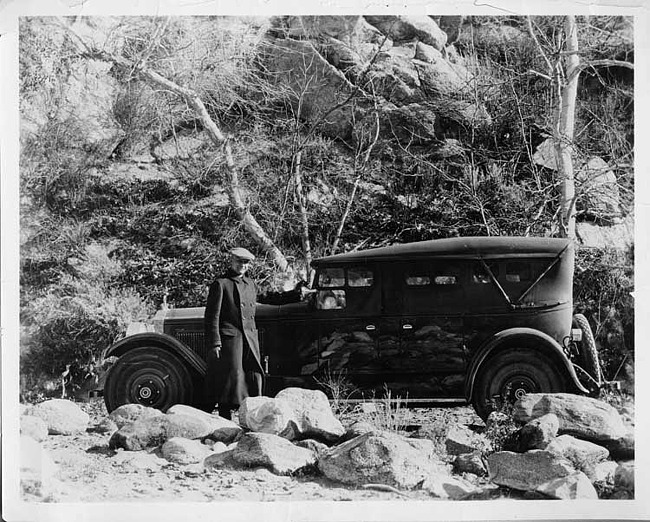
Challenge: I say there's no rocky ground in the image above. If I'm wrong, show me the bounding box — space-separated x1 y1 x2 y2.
19 391 635 504
25 399 480 502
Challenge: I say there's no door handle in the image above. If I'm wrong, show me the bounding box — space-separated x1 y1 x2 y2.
365 324 376 331
402 324 413 330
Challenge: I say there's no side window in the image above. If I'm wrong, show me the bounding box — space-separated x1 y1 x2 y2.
434 275 457 285
348 267 374 287
472 262 498 284
318 267 345 288
505 262 531 283
405 274 431 286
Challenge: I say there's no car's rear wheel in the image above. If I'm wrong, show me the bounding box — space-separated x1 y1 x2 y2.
103 346 194 413
472 349 566 420
572 313 602 387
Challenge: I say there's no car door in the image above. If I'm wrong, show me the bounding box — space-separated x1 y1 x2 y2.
379 260 467 398
311 265 384 392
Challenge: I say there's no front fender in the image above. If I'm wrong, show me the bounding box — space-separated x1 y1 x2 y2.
103 333 206 377
465 327 590 401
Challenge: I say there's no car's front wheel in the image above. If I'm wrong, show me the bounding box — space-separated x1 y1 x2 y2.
103 346 195 413
472 349 566 420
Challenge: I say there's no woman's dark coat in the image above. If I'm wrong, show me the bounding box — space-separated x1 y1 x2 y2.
203 270 264 409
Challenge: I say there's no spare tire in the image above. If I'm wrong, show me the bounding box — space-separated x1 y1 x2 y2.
572 313 602 387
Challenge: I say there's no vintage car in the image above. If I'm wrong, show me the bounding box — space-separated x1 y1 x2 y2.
101 236 603 419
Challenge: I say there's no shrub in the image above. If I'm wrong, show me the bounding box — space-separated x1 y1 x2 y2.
21 274 153 398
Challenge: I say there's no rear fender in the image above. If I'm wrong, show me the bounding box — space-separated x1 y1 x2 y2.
465 327 590 401
103 333 206 377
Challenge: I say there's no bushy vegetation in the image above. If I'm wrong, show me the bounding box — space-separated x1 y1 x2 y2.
18 15 634 397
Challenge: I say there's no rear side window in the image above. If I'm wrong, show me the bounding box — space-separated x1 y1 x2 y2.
405 274 431 286
348 267 374 287
505 262 531 283
434 275 457 285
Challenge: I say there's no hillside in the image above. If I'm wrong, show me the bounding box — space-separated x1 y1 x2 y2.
18 15 634 396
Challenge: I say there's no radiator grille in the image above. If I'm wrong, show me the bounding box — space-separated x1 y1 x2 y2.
174 329 207 360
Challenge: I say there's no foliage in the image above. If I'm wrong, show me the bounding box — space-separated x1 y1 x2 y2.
314 369 358 417
482 405 521 454
573 246 634 381
21 273 153 395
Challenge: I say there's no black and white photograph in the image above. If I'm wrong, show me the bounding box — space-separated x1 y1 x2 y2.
1 0 648 520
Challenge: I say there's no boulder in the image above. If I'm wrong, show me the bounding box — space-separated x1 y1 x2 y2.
27 399 89 435
452 450 487 477
576 157 621 218
20 435 57 499
422 473 478 499
167 404 242 443
94 417 118 434
517 413 559 451
487 450 575 491
513 393 628 444
204 449 238 470
536 471 599 500
545 435 609 476
614 461 634 492
239 388 345 443
232 433 317 475
111 449 167 471
20 415 49 442
590 460 618 485
294 439 329 457
607 431 634 460
161 437 214 465
318 431 445 489
109 416 171 451
108 404 165 429
343 420 377 441
445 425 488 455
365 15 447 50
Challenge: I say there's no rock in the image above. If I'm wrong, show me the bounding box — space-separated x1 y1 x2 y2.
487 450 575 491
422 473 478 499
294 439 329 457
204 449 238 470
238 395 295 435
486 411 509 429
166 404 242 443
232 432 317 475
445 425 487 455
239 388 345 443
161 437 214 465
518 413 559 450
20 415 49 442
20 435 57 499
536 471 598 500
152 133 207 161
109 416 171 451
607 431 634 460
165 413 215 440
576 157 621 219
614 461 634 492
513 393 628 444
414 55 471 96
343 421 377 441
545 435 609 475
365 15 447 50
452 450 487 477
95 417 118 434
318 431 444 489
111 449 167 471
27 399 89 435
590 460 618 485
415 41 442 63
109 404 165 429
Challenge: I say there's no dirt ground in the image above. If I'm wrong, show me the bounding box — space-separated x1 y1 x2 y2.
36 399 487 503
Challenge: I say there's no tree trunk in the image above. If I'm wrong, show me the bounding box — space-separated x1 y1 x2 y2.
555 15 580 239
75 44 290 271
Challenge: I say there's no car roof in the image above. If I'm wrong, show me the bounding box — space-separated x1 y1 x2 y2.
312 236 572 266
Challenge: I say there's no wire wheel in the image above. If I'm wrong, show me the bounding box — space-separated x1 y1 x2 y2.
103 346 194 413
572 313 602 387
472 349 566 420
